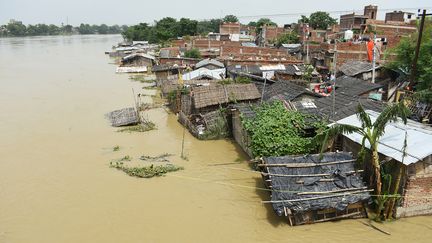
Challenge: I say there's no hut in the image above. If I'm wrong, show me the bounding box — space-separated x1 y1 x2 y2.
152 64 185 83
339 60 382 81
231 103 256 158
105 107 139 127
336 110 432 218
179 83 260 139
120 53 155 68
260 152 371 225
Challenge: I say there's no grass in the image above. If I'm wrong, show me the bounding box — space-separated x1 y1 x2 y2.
113 145 120 152
110 162 184 178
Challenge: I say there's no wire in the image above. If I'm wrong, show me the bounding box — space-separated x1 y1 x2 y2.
236 7 432 19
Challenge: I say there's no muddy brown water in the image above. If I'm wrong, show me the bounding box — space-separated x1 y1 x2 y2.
0 35 431 243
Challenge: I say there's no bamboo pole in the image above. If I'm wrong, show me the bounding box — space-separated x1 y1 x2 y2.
258 159 356 168
262 189 374 204
312 211 362 223
262 170 363 178
296 187 368 195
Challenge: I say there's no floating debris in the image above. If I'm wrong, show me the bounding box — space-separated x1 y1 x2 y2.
117 119 156 133
110 162 183 178
113 145 120 151
140 153 173 163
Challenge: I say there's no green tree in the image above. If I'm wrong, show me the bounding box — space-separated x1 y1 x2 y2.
275 31 299 47
97 24 109 34
5 20 27 36
247 21 257 27
298 15 310 24
256 18 277 28
63 24 73 34
319 103 410 219
197 19 221 35
387 19 432 102
78 23 94 34
184 48 201 58
223 15 238 23
177 18 198 36
155 17 178 41
309 11 337 30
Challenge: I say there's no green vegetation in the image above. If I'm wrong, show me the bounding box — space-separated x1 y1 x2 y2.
223 15 239 23
113 145 120 152
275 31 300 47
0 20 125 37
184 48 201 58
217 77 251 85
242 101 324 157
122 16 237 42
110 162 183 178
117 122 156 133
298 11 337 30
387 18 432 102
318 103 411 220
140 153 173 163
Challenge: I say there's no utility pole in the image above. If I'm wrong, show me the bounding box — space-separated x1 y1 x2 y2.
409 9 429 88
372 33 376 83
332 40 338 121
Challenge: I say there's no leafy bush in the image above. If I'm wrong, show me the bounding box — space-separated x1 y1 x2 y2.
242 101 323 157
184 48 201 58
110 162 183 178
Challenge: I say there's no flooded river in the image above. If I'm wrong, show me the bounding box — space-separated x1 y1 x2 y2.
0 35 431 243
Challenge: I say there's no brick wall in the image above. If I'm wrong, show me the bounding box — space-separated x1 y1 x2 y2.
192 39 240 50
397 157 432 218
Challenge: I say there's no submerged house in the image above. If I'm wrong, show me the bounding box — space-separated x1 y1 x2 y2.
260 152 371 226
153 64 185 82
178 83 260 139
116 53 156 73
336 110 432 218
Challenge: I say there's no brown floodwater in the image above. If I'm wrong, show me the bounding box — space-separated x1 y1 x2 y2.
0 35 431 243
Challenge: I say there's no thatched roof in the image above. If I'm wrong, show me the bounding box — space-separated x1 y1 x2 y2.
262 152 370 216
105 107 139 127
193 84 260 109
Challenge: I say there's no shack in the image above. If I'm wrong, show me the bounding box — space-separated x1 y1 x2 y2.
178 83 260 139
337 110 432 218
120 53 155 68
339 60 382 81
260 152 371 226
182 68 226 81
152 64 185 83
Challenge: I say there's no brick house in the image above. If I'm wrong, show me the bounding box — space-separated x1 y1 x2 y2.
338 110 432 218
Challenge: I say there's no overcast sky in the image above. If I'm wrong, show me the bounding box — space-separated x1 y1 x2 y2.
1 0 431 26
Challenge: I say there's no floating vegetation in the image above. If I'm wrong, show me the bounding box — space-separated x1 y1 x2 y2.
110 162 184 178
113 145 120 151
129 75 156 83
140 153 173 163
117 121 156 133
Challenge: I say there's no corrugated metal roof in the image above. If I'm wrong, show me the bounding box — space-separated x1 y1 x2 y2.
336 110 432 165
182 68 225 81
122 53 155 61
195 59 225 69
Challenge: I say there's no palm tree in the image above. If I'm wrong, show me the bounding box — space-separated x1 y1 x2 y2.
319 102 411 217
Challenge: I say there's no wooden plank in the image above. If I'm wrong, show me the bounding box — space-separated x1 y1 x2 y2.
262 189 373 204
258 159 356 168
312 211 363 223
296 187 368 195
262 170 363 178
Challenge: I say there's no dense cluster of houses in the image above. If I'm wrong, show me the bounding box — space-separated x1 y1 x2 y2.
107 5 432 225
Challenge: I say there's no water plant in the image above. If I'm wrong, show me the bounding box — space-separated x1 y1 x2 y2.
113 145 120 151
110 162 184 178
